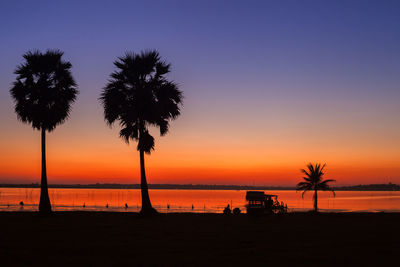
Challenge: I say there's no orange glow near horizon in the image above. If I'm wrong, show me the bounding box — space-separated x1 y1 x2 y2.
1 119 399 186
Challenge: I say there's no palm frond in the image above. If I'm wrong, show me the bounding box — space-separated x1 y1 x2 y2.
100 50 183 153
137 130 155 154
10 50 78 132
297 162 335 201
300 168 311 178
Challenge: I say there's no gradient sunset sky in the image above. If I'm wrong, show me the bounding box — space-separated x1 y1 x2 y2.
0 0 399 185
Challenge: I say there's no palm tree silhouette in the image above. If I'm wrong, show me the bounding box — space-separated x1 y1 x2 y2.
296 163 335 212
100 50 183 215
10 50 78 215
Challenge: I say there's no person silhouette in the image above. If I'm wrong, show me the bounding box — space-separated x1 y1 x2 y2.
266 196 273 211
223 204 231 214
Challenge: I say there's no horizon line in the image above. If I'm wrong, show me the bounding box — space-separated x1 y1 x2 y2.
0 182 398 189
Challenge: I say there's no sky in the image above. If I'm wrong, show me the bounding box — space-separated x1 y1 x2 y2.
0 0 399 186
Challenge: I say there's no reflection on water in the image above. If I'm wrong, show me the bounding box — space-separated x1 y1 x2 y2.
0 188 399 213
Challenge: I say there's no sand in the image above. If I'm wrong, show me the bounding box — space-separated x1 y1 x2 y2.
1 212 399 266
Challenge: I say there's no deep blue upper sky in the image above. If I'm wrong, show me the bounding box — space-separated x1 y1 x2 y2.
1 0 399 97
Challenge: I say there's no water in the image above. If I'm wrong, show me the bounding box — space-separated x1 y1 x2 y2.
0 188 399 213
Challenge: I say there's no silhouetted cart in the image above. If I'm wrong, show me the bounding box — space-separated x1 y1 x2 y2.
246 191 287 215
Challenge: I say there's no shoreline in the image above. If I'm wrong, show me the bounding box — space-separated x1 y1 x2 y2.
1 209 400 214
1 210 400 215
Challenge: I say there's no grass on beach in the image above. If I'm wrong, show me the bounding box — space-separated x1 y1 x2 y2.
1 212 399 266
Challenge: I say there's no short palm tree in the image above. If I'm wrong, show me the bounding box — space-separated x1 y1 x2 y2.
10 50 78 215
100 50 183 215
296 163 335 212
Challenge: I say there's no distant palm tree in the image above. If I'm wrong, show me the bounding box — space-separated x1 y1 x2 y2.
100 50 183 215
10 50 78 215
296 163 335 212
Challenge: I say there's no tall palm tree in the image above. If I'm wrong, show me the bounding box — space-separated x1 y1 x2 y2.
100 50 183 215
10 50 78 215
296 163 335 212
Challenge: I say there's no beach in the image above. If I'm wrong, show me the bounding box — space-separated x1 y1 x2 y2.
1 212 399 266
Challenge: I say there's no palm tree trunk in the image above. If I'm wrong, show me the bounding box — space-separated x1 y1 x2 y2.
39 128 51 215
139 149 156 214
314 189 318 213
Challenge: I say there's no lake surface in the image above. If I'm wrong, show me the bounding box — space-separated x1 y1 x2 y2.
0 188 399 213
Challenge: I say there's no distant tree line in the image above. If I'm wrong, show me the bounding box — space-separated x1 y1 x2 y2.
1 183 398 191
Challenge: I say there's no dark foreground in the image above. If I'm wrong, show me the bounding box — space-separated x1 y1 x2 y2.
1 212 399 266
